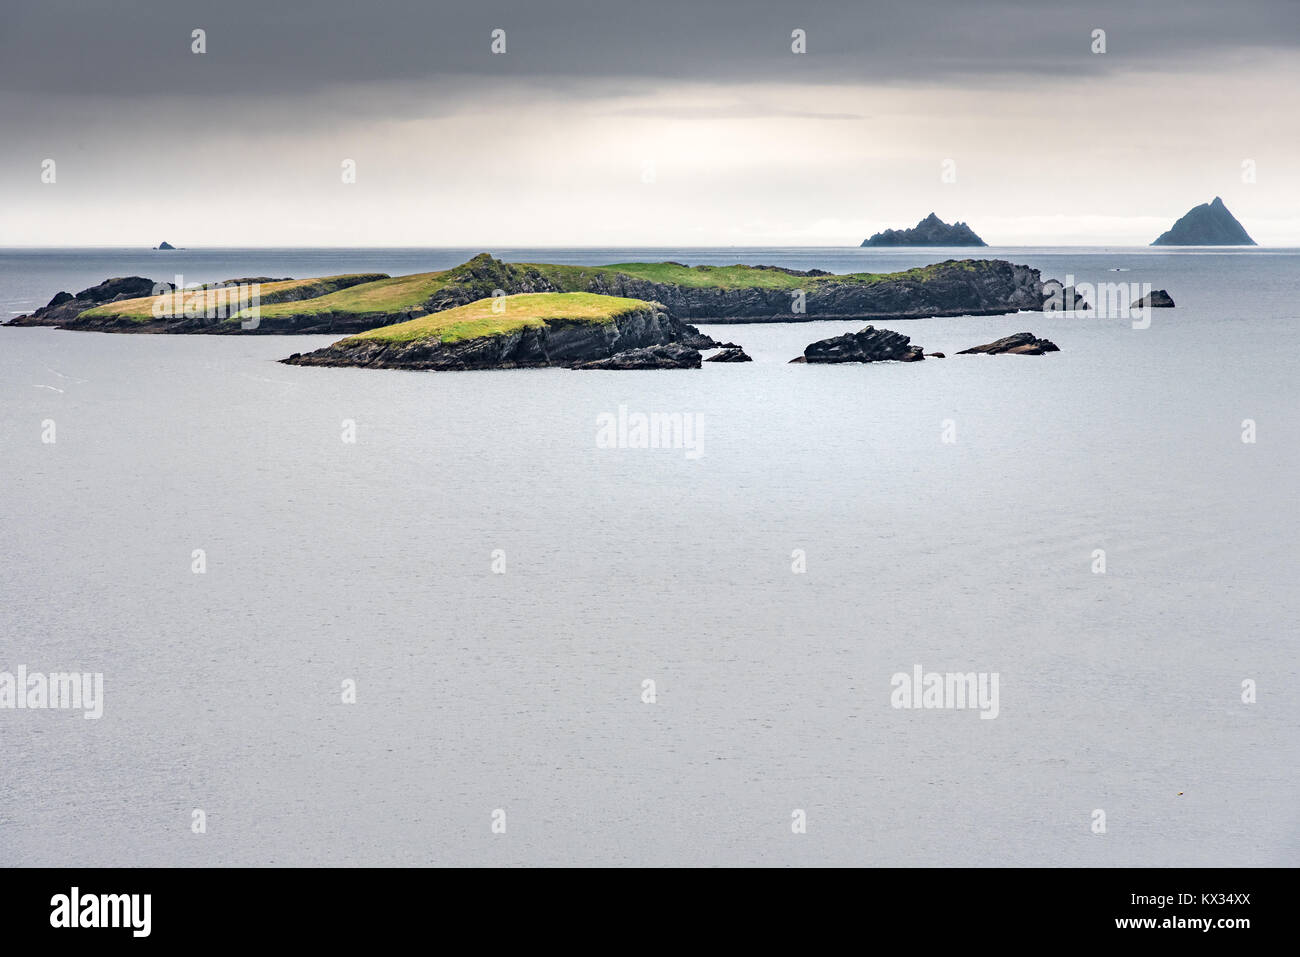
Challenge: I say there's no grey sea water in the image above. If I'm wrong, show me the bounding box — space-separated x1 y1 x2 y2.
1 246 1297 866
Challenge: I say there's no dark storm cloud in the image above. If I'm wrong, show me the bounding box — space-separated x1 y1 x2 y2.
1 0 1297 98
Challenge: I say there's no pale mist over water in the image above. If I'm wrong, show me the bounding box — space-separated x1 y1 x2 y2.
1 247 1297 866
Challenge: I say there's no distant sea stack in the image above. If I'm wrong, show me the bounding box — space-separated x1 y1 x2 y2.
156 241 176 250
861 214 987 247
1151 198 1255 246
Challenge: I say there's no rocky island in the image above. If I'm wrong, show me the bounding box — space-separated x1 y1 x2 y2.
1131 289 1175 308
861 213 987 247
6 253 1082 334
283 292 715 371
792 325 925 363
791 327 1060 363
1151 197 1255 245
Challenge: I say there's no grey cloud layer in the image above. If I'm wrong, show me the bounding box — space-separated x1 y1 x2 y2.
2 0 1297 98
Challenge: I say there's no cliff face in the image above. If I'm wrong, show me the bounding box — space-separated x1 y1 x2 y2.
283 303 703 371
1151 197 1256 245
422 255 1046 324
861 213 987 247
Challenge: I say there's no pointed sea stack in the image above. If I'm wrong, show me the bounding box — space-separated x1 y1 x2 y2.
1151 198 1255 246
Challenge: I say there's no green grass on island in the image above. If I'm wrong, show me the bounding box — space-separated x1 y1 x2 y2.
79 274 390 321
346 292 651 344
595 259 978 289
243 270 452 322
244 258 981 323
76 254 988 325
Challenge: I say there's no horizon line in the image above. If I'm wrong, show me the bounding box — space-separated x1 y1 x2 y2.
0 243 1293 251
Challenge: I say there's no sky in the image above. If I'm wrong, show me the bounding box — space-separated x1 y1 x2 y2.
1 0 1297 246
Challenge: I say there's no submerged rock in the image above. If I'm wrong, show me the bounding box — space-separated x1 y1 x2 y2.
705 347 752 363
800 325 925 363
573 343 702 370
957 332 1059 355
1131 289 1175 308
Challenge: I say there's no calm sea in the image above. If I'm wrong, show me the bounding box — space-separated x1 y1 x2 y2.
1 246 1297 866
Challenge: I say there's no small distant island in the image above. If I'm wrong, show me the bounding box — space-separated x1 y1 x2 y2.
156 241 176 250
1151 197 1255 246
861 213 987 247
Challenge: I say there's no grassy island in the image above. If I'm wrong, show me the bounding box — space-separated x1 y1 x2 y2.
345 292 652 344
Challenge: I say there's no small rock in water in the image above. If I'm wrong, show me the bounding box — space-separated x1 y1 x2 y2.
956 332 1059 355
799 325 925 364
1131 289 1175 308
572 343 702 370
705 347 752 363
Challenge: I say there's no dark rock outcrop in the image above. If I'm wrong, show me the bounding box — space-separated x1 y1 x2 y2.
284 302 705 371
573 343 701 370
861 213 987 247
799 325 925 363
704 347 752 362
957 332 1059 355
1131 289 1175 308
76 276 163 303
157 241 176 250
678 330 721 349
6 276 171 327
1151 197 1255 245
